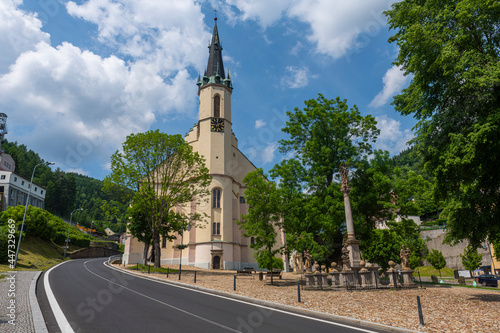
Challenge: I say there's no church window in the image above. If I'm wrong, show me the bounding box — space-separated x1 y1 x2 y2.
212 222 220 235
162 236 167 248
214 95 220 118
250 237 255 245
239 196 245 204
212 188 221 208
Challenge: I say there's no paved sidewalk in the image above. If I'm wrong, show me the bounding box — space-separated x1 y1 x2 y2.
0 271 48 333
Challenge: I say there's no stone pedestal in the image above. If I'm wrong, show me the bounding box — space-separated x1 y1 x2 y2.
320 273 329 287
401 270 415 286
305 273 316 289
345 239 362 269
387 261 399 287
368 264 381 288
388 269 399 287
341 270 356 288
330 271 341 288
358 261 372 288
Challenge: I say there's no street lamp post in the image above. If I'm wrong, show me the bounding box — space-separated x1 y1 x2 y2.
14 161 54 268
64 208 83 258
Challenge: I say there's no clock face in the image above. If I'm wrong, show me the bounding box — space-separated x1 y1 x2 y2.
211 118 224 132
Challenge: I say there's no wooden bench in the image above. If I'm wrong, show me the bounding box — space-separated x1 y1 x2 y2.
266 270 282 279
237 267 256 278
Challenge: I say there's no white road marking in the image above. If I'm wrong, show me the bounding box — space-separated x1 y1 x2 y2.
44 261 76 333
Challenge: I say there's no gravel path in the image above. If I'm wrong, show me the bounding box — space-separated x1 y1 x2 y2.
120 265 500 333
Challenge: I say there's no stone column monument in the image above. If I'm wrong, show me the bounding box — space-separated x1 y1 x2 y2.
340 162 362 269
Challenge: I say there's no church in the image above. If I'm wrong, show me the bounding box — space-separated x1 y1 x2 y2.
123 16 286 270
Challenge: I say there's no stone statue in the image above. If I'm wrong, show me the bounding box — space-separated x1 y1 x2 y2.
400 244 411 270
339 162 350 194
341 243 350 270
304 250 313 274
292 252 304 274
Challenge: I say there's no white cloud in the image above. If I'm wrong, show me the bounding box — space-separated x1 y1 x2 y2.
262 142 277 164
0 1 209 177
223 0 396 59
369 65 409 107
220 0 290 28
374 115 413 155
255 119 266 129
0 0 50 73
281 66 312 89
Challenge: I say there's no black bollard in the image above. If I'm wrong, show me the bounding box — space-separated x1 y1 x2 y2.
297 280 301 302
136 263 139 271
234 274 236 291
194 271 197 283
167 267 169 277
417 296 425 325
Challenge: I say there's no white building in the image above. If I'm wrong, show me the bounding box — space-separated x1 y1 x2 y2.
0 171 47 211
124 17 285 270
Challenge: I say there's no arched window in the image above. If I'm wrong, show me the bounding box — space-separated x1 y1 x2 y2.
212 188 221 208
250 237 255 245
214 95 220 118
212 222 221 235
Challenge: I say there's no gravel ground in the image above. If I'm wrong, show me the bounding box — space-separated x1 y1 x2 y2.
119 265 500 333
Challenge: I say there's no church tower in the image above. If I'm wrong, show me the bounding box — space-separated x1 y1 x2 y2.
123 15 285 270
195 15 233 177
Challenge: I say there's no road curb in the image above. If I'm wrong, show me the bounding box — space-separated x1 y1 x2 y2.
30 271 49 333
106 263 421 333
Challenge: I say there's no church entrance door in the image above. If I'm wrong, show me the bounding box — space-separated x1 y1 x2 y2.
213 256 220 269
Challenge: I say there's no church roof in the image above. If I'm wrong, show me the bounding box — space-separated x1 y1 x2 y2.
197 16 233 90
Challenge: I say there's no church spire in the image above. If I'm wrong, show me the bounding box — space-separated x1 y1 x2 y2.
197 13 232 90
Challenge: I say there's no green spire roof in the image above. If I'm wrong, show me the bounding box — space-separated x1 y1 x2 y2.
197 16 232 90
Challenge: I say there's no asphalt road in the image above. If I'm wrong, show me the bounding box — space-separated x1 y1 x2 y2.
37 258 392 333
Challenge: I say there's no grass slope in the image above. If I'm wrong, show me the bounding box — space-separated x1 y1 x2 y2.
413 265 454 277
0 235 80 272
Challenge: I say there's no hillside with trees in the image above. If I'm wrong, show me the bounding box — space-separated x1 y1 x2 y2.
1 139 130 233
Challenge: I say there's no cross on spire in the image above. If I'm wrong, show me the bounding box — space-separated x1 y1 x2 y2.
214 7 218 20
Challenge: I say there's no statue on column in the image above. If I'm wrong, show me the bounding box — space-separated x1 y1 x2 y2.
340 161 350 194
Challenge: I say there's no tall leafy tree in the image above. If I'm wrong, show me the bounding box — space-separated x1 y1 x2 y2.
385 0 500 248
272 94 379 263
460 246 483 274
237 169 282 285
104 130 211 268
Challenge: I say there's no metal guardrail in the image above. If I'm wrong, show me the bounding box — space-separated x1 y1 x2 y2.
107 254 123 264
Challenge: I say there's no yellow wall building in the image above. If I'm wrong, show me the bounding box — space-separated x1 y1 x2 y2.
124 17 285 270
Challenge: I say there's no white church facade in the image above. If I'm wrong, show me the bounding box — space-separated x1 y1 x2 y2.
123 17 285 270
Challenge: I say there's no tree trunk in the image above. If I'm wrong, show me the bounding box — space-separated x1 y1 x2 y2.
153 232 161 268
142 243 150 266
269 250 274 285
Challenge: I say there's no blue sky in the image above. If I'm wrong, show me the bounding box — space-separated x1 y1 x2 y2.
1 0 415 180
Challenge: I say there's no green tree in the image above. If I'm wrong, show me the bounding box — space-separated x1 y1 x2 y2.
460 246 483 274
237 169 282 285
350 150 394 243
104 130 211 268
427 249 447 278
385 0 500 248
361 229 402 272
272 94 379 263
